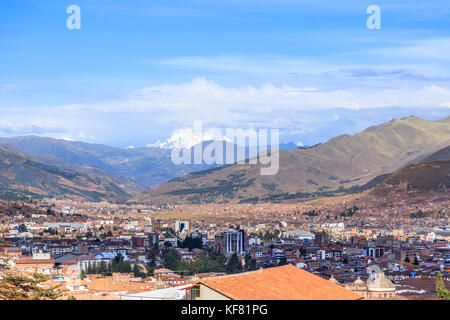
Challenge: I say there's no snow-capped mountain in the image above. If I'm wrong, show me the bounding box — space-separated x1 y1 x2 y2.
147 127 231 150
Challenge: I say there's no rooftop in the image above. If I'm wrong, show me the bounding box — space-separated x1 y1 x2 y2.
199 265 363 300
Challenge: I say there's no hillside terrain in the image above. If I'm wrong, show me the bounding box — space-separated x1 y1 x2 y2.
0 136 216 188
0 146 132 203
0 142 146 195
420 145 450 162
131 116 450 204
370 161 449 196
370 144 450 197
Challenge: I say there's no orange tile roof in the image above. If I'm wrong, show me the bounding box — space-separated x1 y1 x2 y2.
199 265 362 300
16 258 55 265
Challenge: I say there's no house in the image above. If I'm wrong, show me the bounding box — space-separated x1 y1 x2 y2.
185 264 362 300
14 257 56 274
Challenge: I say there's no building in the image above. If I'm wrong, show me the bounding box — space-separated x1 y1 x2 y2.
341 265 397 299
147 233 159 247
364 246 384 258
185 265 362 300
281 230 315 241
132 236 146 248
120 284 191 300
14 257 55 274
215 230 246 256
366 265 396 299
160 237 178 248
175 221 190 235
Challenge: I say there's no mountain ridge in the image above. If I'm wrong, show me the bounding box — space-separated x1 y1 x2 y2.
0 146 132 203
0 136 217 188
131 116 450 204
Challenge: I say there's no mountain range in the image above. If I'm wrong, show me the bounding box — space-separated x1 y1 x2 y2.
131 116 450 204
0 136 216 189
0 115 448 204
0 146 131 202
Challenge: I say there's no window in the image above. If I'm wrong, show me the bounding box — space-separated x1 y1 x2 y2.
186 287 200 300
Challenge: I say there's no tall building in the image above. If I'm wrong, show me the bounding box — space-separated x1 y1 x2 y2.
175 220 190 235
215 230 246 255
147 233 160 248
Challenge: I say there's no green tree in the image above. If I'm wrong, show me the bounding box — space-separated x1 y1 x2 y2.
244 253 257 271
132 264 143 278
435 272 450 300
179 236 203 250
99 261 109 276
111 254 131 274
226 253 243 274
145 264 155 276
86 262 97 274
162 248 181 271
181 249 227 276
79 270 86 280
0 255 62 300
278 256 288 266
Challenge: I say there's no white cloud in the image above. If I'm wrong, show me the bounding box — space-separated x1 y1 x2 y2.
118 78 450 116
5 78 449 136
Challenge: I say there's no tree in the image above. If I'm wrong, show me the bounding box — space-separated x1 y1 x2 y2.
111 253 131 274
79 270 86 280
18 224 27 233
0 255 62 300
278 257 288 266
146 244 159 275
226 253 242 274
435 272 450 300
162 248 181 271
244 253 257 271
180 249 227 276
145 264 155 276
179 236 203 250
86 262 93 274
98 261 108 276
113 252 125 264
132 264 143 278
0 272 63 300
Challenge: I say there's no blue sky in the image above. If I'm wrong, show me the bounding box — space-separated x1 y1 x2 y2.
1 0 449 147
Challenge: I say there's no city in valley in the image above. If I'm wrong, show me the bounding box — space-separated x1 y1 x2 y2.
1 183 448 300
1 1 450 303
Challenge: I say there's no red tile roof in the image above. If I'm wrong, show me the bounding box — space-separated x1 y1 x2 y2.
199 265 362 300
